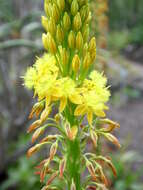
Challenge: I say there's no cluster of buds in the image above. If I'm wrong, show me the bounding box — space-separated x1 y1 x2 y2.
24 0 120 189
42 0 96 78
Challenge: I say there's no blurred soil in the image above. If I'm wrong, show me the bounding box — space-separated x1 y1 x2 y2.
107 55 143 155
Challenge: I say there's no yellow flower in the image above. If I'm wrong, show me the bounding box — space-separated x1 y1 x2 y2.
56 77 82 112
75 70 110 125
24 67 37 89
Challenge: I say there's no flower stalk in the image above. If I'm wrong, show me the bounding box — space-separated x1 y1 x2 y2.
24 0 120 189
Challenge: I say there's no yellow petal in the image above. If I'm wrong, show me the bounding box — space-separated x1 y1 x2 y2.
69 93 82 104
94 109 106 117
46 96 51 107
87 110 93 125
74 104 86 116
59 97 67 112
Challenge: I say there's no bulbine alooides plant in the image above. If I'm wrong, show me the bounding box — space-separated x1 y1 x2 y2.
24 0 120 189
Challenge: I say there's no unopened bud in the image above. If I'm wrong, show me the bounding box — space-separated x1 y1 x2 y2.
71 0 79 16
68 31 75 49
61 48 69 65
54 113 61 123
82 24 89 42
47 33 57 54
56 25 64 44
80 5 89 22
78 0 88 7
83 43 88 55
89 37 96 52
72 54 80 73
76 32 83 50
63 12 71 30
29 101 44 119
41 16 49 32
73 12 82 31
48 18 56 36
52 4 60 23
42 33 48 50
44 1 52 17
83 52 91 69
57 0 65 11
105 133 121 148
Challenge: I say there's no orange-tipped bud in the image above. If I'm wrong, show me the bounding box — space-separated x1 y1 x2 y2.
27 120 41 133
59 158 66 178
29 101 44 119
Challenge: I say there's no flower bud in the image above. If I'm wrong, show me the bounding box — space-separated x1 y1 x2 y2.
78 0 88 7
57 0 65 11
47 33 57 54
29 101 44 119
44 1 52 17
52 3 60 23
82 24 89 42
46 171 58 185
68 31 75 49
61 48 69 65
63 12 71 30
86 160 95 177
27 144 41 157
41 16 49 32
83 43 88 55
76 32 83 50
40 135 57 143
89 37 96 52
42 33 49 50
83 52 91 69
73 12 82 31
56 25 64 44
71 0 79 16
80 5 89 22
72 54 80 73
48 18 56 36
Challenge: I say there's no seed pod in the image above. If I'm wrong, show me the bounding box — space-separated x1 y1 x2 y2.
42 33 49 50
49 141 58 160
68 31 75 49
76 32 83 50
73 12 82 31
52 3 60 23
57 0 65 11
56 25 64 44
41 16 49 32
48 18 56 36
72 54 80 73
71 0 79 16
83 52 91 69
63 12 71 30
47 33 57 54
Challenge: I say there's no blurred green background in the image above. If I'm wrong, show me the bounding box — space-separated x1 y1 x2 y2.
0 0 143 189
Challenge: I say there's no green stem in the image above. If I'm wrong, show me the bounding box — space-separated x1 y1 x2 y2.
66 138 81 190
